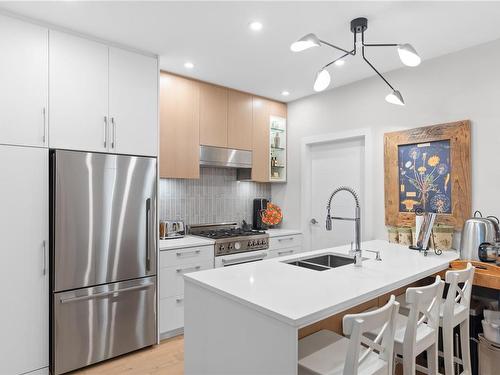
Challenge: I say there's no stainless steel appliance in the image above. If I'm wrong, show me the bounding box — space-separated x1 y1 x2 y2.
189 223 269 267
253 198 269 230
160 220 185 239
199 145 252 168
50 150 157 375
460 211 500 260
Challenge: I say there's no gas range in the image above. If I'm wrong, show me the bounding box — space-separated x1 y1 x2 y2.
188 222 269 256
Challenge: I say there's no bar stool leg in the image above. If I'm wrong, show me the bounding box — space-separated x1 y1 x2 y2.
427 343 439 375
442 324 455 375
459 318 471 374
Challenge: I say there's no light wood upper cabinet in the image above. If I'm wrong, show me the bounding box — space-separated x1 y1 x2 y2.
0 15 48 147
251 97 271 182
199 83 228 148
49 31 109 152
268 100 287 119
227 90 253 151
109 47 158 156
160 73 200 179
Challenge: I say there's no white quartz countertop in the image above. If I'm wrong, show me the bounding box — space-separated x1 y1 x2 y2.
266 228 302 237
159 235 215 251
185 240 458 327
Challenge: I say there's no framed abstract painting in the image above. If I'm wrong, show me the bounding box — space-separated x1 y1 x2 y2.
384 120 471 230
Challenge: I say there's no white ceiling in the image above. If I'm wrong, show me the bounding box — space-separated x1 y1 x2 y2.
2 1 500 102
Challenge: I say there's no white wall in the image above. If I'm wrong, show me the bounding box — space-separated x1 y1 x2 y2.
273 38 500 240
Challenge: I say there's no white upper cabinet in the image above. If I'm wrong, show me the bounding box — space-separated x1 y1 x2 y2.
0 145 49 375
49 31 109 152
0 15 48 147
109 48 158 156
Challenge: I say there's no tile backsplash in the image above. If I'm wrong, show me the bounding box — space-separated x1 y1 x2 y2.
159 167 271 225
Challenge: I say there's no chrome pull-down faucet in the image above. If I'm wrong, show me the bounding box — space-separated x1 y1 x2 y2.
326 186 363 266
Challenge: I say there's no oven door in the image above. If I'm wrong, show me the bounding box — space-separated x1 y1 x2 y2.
215 250 269 268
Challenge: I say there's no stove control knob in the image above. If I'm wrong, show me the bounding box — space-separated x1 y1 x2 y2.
219 244 225 251
234 242 241 250
252 240 256 246
228 243 233 250
247 240 252 246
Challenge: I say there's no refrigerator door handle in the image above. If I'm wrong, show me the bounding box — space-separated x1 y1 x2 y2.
59 282 155 304
146 198 152 271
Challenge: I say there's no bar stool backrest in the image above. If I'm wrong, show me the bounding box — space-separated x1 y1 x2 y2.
443 262 475 318
404 276 445 352
342 295 400 375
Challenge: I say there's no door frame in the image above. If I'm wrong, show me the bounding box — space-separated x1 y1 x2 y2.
300 128 374 251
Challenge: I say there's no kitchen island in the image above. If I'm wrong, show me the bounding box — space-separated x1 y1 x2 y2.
184 240 458 375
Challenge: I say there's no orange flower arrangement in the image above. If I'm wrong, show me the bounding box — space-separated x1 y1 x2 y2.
261 202 283 226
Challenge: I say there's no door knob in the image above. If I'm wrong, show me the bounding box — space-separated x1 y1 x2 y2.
310 218 318 224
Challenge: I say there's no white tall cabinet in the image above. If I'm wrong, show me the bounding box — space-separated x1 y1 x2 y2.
109 47 158 156
49 31 109 153
0 146 49 375
49 32 158 156
0 15 48 147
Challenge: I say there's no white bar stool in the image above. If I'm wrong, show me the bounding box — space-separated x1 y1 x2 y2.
396 264 475 374
371 276 445 375
298 295 400 375
441 262 475 375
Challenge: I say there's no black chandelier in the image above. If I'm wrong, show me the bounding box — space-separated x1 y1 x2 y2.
291 17 421 105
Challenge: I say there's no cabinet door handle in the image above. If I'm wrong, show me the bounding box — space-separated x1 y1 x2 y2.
278 237 294 242
176 297 184 303
103 116 108 148
42 240 47 275
176 250 201 257
278 249 294 256
176 265 201 273
42 107 47 144
111 117 116 149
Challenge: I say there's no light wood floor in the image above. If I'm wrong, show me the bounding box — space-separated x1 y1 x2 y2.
72 335 184 375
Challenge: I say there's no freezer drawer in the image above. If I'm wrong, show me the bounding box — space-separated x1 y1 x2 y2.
52 277 156 375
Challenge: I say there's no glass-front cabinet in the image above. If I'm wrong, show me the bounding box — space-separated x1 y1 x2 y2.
269 116 286 182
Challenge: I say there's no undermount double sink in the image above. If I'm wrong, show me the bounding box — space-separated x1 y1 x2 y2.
285 253 367 271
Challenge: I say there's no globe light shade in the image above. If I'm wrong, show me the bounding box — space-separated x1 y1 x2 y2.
385 90 405 106
397 44 421 67
290 33 321 52
313 69 331 92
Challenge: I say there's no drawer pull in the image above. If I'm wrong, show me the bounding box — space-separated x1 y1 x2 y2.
176 297 184 303
278 237 294 242
278 249 294 256
176 250 201 257
176 265 201 273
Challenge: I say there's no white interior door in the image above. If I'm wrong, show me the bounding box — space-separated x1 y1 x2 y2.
109 47 158 156
309 137 365 250
49 30 109 152
0 145 48 374
0 15 48 147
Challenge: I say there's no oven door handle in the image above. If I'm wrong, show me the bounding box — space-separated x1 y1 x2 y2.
221 252 268 266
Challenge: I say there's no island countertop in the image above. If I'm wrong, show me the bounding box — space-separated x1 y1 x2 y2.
184 240 458 327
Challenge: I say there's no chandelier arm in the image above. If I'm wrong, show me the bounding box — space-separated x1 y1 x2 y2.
322 50 354 69
363 43 398 47
319 39 355 56
361 32 396 91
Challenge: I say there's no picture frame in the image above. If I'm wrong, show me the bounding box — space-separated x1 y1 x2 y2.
384 120 471 230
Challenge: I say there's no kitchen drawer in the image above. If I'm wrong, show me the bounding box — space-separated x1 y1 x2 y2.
268 246 302 259
269 234 303 250
160 295 184 334
160 245 213 268
160 260 212 299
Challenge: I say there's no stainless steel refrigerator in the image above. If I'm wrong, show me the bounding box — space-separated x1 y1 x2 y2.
50 150 157 375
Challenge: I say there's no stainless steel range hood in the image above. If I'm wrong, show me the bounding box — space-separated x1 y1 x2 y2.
200 145 253 180
200 145 252 168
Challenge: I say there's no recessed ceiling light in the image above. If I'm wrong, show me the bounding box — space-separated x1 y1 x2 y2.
334 59 345 66
184 61 194 69
281 91 290 96
249 21 263 31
